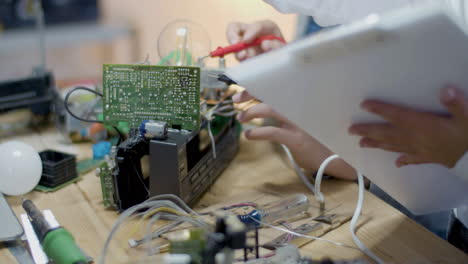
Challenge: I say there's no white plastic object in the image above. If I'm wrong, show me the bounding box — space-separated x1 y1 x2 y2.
20 213 48 264
226 4 468 214
0 141 42 196
20 209 56 264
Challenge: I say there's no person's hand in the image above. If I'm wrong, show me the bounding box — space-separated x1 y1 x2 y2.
234 91 356 179
349 85 468 168
226 20 285 61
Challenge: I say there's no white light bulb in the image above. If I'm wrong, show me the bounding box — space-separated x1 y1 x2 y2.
0 141 42 196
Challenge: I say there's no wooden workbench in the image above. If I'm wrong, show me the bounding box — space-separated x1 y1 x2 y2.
0 127 467 263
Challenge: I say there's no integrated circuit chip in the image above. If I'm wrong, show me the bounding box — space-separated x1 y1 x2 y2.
102 64 200 130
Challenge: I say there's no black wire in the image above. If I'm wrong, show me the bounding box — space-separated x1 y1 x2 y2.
64 86 127 144
131 157 150 197
113 126 124 145
64 86 103 123
217 74 237 85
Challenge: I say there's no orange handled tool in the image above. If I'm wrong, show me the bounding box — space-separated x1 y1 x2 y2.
209 35 286 58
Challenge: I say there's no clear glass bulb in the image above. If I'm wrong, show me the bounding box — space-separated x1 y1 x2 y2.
158 20 211 66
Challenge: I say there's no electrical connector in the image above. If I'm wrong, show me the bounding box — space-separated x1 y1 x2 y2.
217 74 237 86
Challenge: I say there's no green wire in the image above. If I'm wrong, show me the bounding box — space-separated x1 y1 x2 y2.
158 49 194 66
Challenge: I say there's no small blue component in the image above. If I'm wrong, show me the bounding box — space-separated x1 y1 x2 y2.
139 120 150 138
238 210 262 227
92 141 112 160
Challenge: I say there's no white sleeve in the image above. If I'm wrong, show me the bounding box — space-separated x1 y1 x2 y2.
310 0 420 26
263 0 425 26
264 0 465 27
452 152 468 182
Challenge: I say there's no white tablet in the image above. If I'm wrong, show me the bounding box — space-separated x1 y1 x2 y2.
226 3 468 214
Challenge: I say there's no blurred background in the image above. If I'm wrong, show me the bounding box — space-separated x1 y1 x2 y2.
0 0 297 84
0 0 297 141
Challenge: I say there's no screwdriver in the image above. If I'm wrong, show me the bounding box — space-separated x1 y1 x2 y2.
22 199 88 264
207 35 286 58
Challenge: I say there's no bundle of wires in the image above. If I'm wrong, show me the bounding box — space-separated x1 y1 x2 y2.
201 99 237 159
101 186 382 263
98 194 210 264
280 145 384 264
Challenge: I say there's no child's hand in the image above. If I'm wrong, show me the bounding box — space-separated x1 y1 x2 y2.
349 85 468 168
234 91 356 179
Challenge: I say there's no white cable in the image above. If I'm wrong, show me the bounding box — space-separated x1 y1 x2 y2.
202 105 220 159
206 116 217 159
201 99 238 159
279 147 383 262
351 170 385 264
248 215 359 250
99 196 208 264
316 154 384 264
315 154 339 205
214 105 234 112
280 144 316 195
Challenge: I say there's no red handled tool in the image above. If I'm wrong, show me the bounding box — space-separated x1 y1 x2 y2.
209 35 286 58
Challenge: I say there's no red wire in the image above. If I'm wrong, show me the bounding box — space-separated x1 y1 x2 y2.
210 35 287 58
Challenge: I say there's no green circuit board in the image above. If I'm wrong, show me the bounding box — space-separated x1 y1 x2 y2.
98 162 116 209
102 64 201 130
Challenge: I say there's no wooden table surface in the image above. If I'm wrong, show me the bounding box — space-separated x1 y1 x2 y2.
1 127 467 263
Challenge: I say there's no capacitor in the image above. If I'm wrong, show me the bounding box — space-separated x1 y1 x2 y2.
139 120 169 139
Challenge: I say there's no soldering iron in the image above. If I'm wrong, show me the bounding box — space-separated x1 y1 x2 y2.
22 199 88 264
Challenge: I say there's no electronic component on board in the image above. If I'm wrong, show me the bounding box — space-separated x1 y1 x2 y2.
102 64 200 131
139 120 169 139
106 115 239 210
168 213 253 264
89 21 241 211
96 63 240 211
